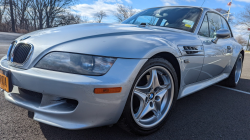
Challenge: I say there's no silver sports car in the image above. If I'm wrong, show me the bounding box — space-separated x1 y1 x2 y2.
0 6 244 135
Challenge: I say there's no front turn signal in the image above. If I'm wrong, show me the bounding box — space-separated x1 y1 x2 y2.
94 87 122 94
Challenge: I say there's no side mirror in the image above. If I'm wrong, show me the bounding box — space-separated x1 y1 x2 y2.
212 29 230 44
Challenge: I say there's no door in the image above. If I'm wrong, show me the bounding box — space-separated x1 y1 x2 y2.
197 12 233 81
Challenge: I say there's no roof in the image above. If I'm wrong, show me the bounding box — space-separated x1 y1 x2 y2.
147 6 220 15
148 6 216 12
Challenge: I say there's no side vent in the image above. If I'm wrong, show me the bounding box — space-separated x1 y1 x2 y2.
183 46 199 54
178 45 204 56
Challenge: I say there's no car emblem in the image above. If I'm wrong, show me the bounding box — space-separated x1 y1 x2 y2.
20 36 31 41
149 93 154 100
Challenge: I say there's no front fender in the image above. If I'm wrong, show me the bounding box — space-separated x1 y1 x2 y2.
224 41 244 73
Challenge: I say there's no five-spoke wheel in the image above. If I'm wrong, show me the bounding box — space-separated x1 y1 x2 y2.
131 67 174 128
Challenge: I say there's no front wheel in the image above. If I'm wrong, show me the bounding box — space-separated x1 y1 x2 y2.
117 58 179 135
222 53 243 87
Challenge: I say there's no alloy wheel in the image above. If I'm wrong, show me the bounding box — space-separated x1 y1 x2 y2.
131 66 174 128
235 56 242 84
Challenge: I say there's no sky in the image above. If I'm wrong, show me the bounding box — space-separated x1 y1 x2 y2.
71 0 250 39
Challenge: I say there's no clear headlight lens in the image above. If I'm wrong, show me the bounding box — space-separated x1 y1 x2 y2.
35 52 116 75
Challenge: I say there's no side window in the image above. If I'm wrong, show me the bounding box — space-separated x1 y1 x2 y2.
207 13 223 38
128 19 135 24
221 17 232 37
198 14 209 37
221 17 229 30
160 19 168 26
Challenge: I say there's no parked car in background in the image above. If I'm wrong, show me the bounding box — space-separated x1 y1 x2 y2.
0 6 244 135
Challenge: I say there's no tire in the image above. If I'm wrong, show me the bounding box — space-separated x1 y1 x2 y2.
117 58 179 135
222 53 243 87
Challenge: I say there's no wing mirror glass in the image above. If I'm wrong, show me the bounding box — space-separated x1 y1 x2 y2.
212 29 231 44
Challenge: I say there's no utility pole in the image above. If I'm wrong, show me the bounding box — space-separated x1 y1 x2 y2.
248 28 250 51
227 0 232 21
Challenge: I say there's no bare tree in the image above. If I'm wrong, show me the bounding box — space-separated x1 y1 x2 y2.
235 35 248 46
237 4 250 30
235 4 250 50
19 0 31 29
14 0 31 31
215 8 234 23
94 10 107 23
54 12 81 26
27 1 39 30
114 5 136 22
82 16 89 23
9 0 15 32
44 0 76 28
0 0 7 24
0 0 80 33
29 0 46 29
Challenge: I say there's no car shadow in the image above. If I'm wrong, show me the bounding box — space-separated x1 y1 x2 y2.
39 81 250 140
234 78 250 92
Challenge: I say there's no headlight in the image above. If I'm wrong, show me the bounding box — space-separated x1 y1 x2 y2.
35 52 116 75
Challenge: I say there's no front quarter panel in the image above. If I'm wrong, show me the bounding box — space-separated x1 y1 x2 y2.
224 39 244 73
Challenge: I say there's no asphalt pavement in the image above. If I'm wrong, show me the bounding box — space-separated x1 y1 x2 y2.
0 32 22 58
0 32 250 140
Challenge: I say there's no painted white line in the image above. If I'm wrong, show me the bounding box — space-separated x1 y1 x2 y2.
215 85 250 95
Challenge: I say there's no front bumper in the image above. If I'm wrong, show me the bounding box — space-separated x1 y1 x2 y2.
1 56 147 129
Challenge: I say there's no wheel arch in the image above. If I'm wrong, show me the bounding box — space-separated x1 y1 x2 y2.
150 52 181 90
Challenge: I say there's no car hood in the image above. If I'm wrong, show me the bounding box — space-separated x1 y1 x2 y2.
16 23 191 49
12 23 201 69
17 23 165 45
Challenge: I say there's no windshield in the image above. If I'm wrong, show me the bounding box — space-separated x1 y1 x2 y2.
122 7 202 32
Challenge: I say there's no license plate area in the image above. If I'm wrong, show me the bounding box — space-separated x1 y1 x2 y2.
0 67 13 92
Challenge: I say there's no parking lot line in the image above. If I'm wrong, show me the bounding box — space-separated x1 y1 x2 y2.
215 85 250 95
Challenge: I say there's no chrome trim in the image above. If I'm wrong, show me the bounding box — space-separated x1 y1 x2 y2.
7 41 17 61
9 43 34 67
